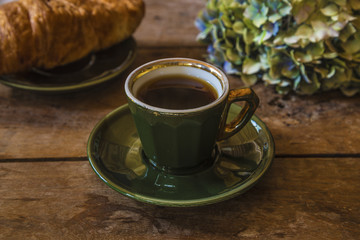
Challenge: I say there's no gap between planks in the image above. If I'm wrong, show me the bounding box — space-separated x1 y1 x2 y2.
1 153 360 163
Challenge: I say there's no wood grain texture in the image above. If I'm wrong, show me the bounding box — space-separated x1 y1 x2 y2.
1 47 360 159
1 0 359 159
0 0 359 238
133 0 204 47
0 158 359 239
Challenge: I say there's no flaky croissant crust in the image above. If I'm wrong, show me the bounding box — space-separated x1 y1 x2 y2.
0 0 144 75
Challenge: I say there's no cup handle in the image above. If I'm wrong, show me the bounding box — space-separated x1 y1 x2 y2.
217 88 259 141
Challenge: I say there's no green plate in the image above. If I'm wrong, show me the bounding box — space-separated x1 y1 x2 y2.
0 37 136 93
87 104 275 207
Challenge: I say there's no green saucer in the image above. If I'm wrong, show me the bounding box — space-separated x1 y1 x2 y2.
87 104 274 207
0 37 136 93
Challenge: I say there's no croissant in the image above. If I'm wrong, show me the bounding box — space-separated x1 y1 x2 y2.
0 0 144 75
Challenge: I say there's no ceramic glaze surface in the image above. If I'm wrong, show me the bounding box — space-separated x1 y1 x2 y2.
125 58 229 114
87 104 275 207
125 58 259 172
132 66 223 97
0 37 136 93
127 99 226 171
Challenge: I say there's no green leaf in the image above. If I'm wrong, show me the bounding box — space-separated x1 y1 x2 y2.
254 30 271 44
233 21 245 34
253 14 268 28
278 80 291 87
268 13 282 23
262 73 281 85
195 0 360 96
293 75 302 90
331 21 346 32
326 66 336 78
224 37 234 48
306 42 325 59
226 49 241 63
221 14 233 28
322 67 348 90
314 67 329 79
225 29 237 39
259 51 270 70
284 35 300 45
341 37 360 55
273 34 285 45
242 58 262 74
299 72 320 94
337 12 356 22
268 54 283 78
300 64 311 83
294 51 313 63
243 28 255 44
323 52 338 59
279 4 292 16
292 0 316 24
299 39 311 49
320 3 339 17
339 23 357 42
235 37 244 55
295 24 313 39
281 63 299 79
196 25 213 42
243 3 268 27
310 20 339 41
241 74 258 85
289 50 300 65
243 5 258 19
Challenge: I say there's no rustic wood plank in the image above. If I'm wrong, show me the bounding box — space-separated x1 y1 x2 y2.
0 1 358 239
133 0 204 47
0 47 207 159
0 158 359 239
1 47 360 159
238 82 360 157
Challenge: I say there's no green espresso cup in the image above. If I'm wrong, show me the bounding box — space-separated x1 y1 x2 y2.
125 58 259 174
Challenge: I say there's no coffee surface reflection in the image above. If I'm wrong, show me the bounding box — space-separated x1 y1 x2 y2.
136 74 218 110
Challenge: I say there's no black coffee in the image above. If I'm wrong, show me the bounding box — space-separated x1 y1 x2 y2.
136 74 218 110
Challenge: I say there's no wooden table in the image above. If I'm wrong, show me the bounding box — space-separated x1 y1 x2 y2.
1 0 359 239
